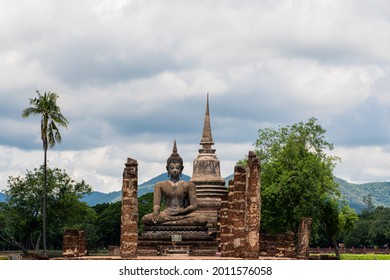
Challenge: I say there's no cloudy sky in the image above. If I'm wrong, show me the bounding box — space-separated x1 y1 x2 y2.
1 0 390 193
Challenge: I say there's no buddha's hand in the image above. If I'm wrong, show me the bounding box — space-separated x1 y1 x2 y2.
171 208 186 216
152 210 159 223
170 210 180 216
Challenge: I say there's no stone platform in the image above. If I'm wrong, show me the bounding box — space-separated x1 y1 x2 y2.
138 225 218 256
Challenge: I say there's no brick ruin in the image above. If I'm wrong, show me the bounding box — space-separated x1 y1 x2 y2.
115 95 313 259
63 229 87 258
61 152 312 259
260 232 295 258
118 151 312 259
61 97 314 259
220 151 261 259
297 217 313 258
119 158 138 259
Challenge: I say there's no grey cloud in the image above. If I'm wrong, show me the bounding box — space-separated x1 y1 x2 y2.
2 0 390 188
327 98 390 147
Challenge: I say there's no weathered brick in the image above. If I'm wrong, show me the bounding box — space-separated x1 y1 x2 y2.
120 158 138 259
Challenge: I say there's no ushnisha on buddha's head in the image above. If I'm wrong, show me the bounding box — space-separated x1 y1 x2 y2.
166 140 184 180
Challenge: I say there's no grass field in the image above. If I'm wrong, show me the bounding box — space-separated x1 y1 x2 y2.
340 254 390 260
310 253 390 260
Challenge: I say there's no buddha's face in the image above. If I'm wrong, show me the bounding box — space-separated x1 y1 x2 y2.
167 162 183 179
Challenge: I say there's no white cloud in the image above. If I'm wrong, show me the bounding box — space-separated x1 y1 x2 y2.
332 145 390 183
279 60 384 113
1 0 390 193
0 51 56 91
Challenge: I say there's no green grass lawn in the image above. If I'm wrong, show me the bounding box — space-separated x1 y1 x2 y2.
341 254 390 260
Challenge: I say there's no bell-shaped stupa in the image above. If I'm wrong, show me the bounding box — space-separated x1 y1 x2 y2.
190 94 227 229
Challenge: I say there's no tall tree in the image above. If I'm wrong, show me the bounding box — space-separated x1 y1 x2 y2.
319 198 358 259
22 91 69 256
2 167 94 252
247 118 359 255
243 118 343 239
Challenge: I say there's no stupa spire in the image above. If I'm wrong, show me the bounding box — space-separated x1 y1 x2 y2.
199 93 215 153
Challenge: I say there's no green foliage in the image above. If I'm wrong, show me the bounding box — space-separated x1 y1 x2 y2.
138 192 154 233
252 118 341 234
22 91 69 150
88 192 156 249
315 198 358 258
94 201 122 248
344 207 390 248
0 167 95 251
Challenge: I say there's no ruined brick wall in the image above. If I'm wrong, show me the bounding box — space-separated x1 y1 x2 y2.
220 180 235 257
219 194 229 254
233 165 247 258
259 232 295 258
120 158 138 259
218 153 315 259
297 217 313 259
243 151 261 259
220 151 261 259
63 229 87 258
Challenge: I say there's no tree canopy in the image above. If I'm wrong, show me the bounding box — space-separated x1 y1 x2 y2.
1 167 95 252
248 118 341 234
344 206 390 248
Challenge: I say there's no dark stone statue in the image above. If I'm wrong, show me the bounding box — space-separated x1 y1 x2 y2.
141 141 207 226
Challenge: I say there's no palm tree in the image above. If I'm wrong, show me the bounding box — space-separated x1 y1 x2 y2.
22 90 69 257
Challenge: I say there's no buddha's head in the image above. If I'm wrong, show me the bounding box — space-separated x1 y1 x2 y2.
166 140 184 179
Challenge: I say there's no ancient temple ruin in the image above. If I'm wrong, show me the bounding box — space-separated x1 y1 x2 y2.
117 96 312 259
190 94 227 232
137 138 218 256
59 96 313 260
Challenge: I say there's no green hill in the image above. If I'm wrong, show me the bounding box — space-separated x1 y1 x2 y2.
0 192 6 203
335 177 390 213
3 175 390 212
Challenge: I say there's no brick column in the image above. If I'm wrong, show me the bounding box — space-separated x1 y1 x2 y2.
78 230 88 257
63 229 87 258
120 158 138 259
219 194 229 255
297 217 312 259
222 180 235 257
63 229 78 258
243 151 261 259
233 165 246 258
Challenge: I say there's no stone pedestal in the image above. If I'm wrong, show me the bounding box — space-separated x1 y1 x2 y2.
138 224 218 256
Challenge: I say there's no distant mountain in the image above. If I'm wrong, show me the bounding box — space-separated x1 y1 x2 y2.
224 175 390 213
2 175 389 213
335 177 390 213
0 192 6 203
81 173 191 206
80 191 122 206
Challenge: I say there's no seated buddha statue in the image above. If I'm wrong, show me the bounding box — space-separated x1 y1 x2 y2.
141 141 208 226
